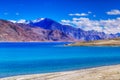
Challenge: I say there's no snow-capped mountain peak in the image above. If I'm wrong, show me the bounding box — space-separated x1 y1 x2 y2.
9 18 45 24
32 18 45 23
9 19 29 24
9 20 17 23
17 19 29 24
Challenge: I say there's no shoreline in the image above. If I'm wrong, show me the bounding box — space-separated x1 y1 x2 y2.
1 64 120 80
68 39 120 46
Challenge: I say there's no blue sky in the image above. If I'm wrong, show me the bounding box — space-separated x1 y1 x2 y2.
0 0 120 21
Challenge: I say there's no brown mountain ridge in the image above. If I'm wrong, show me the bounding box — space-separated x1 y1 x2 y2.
0 19 74 42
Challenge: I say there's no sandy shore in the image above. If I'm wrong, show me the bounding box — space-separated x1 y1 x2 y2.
68 39 120 46
1 65 120 80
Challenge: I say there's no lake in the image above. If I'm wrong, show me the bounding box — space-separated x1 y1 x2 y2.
0 42 120 78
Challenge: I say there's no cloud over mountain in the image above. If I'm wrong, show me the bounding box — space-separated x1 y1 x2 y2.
61 17 120 34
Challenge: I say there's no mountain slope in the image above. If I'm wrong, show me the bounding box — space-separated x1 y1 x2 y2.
29 18 117 41
0 20 74 42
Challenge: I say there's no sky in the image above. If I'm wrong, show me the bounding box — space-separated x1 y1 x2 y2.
0 0 120 34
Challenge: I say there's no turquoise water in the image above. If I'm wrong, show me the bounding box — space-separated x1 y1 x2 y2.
0 42 120 78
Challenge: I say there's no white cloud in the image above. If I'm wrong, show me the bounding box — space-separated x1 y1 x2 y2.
69 13 88 16
61 17 120 34
69 11 92 17
61 20 72 26
61 20 70 23
107 9 120 15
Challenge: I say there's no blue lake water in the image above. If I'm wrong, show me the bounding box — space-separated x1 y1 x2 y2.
0 42 120 78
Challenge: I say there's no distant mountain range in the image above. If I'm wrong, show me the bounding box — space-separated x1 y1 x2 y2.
0 18 119 42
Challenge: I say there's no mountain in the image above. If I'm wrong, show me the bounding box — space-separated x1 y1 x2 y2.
0 19 74 42
29 18 117 41
7 18 120 42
